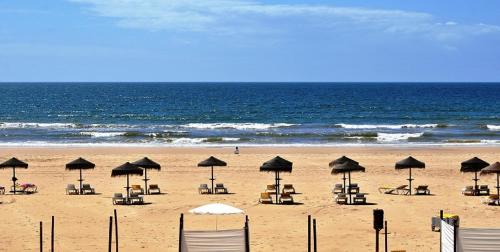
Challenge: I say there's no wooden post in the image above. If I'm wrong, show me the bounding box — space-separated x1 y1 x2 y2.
244 215 250 252
211 166 215 194
79 168 83 195
348 171 352 204
408 168 413 196
114 209 118 252
51 216 54 252
12 166 16 195
384 221 388 252
179 214 184 252
144 169 148 195
40 221 43 252
313 219 317 252
307 215 311 252
108 216 113 252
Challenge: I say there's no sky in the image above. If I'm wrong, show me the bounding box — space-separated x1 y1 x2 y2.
1 0 500 82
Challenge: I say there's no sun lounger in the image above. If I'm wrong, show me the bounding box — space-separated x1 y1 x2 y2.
113 193 126 205
66 184 78 195
198 184 211 194
148 184 161 194
482 195 499 205
214 183 228 194
259 192 273 204
379 185 409 195
282 184 296 194
280 193 294 204
478 185 490 196
81 184 95 194
11 183 37 194
462 186 475 196
333 184 343 194
353 193 367 204
335 193 348 204
0 185 6 195
129 192 144 204
348 183 360 194
265 184 277 194
415 185 430 195
130 184 144 195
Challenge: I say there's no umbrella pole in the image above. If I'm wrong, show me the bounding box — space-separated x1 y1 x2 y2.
79 168 83 195
497 174 499 206
12 166 16 195
474 171 478 196
275 171 280 204
342 173 346 193
126 174 130 204
144 169 148 195
211 166 214 194
348 171 352 205
409 168 412 196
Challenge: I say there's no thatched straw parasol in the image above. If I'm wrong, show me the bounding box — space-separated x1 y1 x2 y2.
0 157 28 194
198 156 227 195
461 157 490 195
331 160 365 204
132 157 161 194
480 162 500 205
329 156 359 193
260 156 293 204
66 157 95 195
395 156 425 195
111 162 143 200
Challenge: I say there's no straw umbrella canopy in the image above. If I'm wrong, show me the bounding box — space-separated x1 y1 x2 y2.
329 156 359 193
132 157 161 194
111 162 143 200
331 160 365 204
480 162 500 205
66 157 95 195
395 156 425 195
260 156 293 204
461 157 490 194
0 157 28 194
198 156 227 194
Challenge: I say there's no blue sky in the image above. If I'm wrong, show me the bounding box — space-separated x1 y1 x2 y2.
1 0 500 82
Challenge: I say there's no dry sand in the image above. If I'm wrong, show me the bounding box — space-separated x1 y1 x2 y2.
0 146 499 252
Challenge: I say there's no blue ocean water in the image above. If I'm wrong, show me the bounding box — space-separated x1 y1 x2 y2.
0 82 498 146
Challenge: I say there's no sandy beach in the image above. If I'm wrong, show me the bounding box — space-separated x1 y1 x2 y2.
0 146 499 252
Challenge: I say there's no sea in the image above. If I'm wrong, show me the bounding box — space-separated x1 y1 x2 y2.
0 83 498 147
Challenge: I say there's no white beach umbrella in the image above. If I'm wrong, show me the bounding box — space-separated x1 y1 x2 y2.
189 203 244 230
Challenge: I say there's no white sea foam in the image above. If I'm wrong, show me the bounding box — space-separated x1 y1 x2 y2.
377 132 424 142
486 125 500 131
169 138 207 144
182 123 296 130
481 139 500 144
0 122 77 129
335 123 439 129
79 132 126 137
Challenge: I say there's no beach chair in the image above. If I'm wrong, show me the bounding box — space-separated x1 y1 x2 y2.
198 184 211 194
478 185 490 196
265 184 277 194
348 183 360 194
112 193 126 205
81 184 95 194
66 184 78 195
280 193 294 204
259 192 273 204
415 185 430 195
462 186 475 196
0 185 4 195
11 183 37 194
335 193 348 204
129 192 144 205
130 184 144 195
148 184 161 194
482 195 499 205
353 193 367 204
214 183 228 194
282 184 296 194
333 184 343 194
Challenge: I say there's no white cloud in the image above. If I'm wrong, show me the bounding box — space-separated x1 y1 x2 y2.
69 0 500 40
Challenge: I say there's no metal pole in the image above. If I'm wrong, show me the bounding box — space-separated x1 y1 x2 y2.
179 214 184 252
245 215 250 252
114 209 118 252
108 216 113 252
308 215 311 252
51 216 54 252
313 219 317 252
40 221 43 252
384 221 388 252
